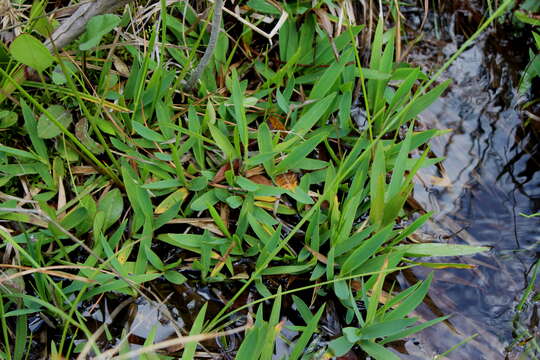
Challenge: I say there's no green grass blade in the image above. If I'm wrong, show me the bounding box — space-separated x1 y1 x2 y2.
359 340 400 360
385 273 433 321
231 69 249 158
289 93 337 140
340 225 393 275
181 303 207 360
289 305 325 360
369 143 386 228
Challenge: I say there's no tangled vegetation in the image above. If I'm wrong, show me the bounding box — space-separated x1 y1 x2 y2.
0 0 529 358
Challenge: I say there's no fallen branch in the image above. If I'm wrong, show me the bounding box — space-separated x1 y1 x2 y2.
0 0 134 105
184 0 224 92
44 0 133 51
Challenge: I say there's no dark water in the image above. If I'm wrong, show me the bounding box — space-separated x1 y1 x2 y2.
396 7 540 359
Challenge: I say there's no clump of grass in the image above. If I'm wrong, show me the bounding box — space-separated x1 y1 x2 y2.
0 0 513 358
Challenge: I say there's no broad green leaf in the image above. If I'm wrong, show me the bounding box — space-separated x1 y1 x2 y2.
279 18 299 62
400 80 451 125
226 195 243 209
60 206 88 231
0 144 39 161
515 10 540 26
310 51 349 99
259 293 282 358
186 177 208 192
9 34 53 72
275 131 328 173
385 273 432 321
366 255 389 325
236 320 265 359
358 68 391 80
340 225 393 275
382 182 413 227
358 318 417 340
298 15 315 64
328 336 354 357
387 68 420 119
285 187 314 205
155 188 188 214
386 136 411 185
164 271 187 285
246 0 281 14
0 110 17 128
334 279 350 300
255 224 281 270
142 179 184 190
381 315 451 345
257 122 275 175
237 176 260 192
208 123 239 160
334 225 374 257
291 295 314 323
97 189 124 231
121 160 153 233
132 121 165 142
289 93 336 139
394 243 490 257
158 233 227 251
37 105 72 139
190 189 219 211
366 16 384 109
14 307 27 360
140 221 161 272
359 340 400 360
373 28 395 119
79 14 121 51
261 263 313 275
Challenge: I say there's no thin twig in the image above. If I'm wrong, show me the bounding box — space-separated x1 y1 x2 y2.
95 325 249 359
185 0 224 92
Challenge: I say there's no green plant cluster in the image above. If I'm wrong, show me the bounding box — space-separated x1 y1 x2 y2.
0 0 513 358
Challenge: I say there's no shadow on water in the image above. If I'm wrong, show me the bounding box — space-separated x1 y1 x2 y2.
396 3 540 359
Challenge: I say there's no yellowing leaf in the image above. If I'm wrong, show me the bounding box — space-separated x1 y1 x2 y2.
155 188 188 214
275 172 298 191
117 240 134 264
254 195 278 202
